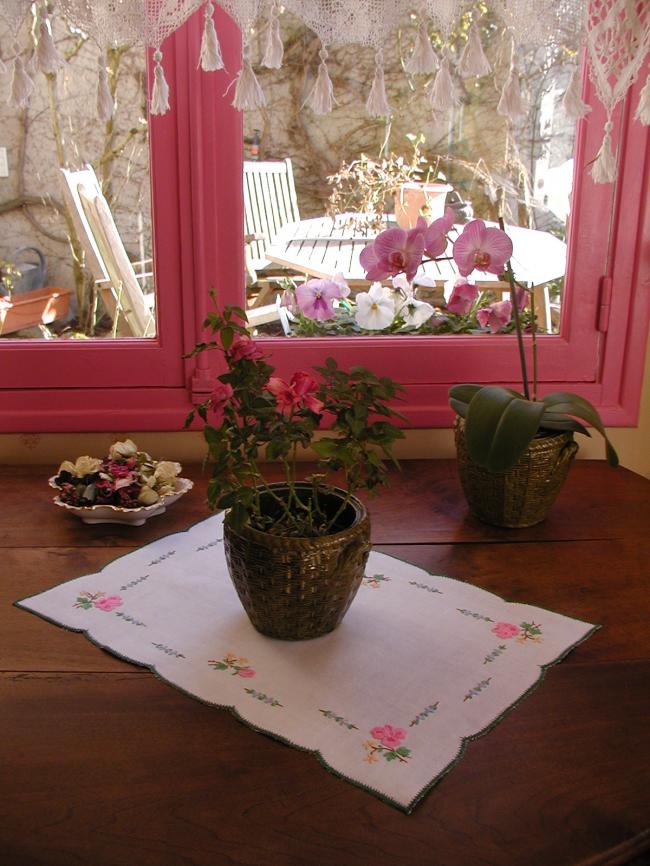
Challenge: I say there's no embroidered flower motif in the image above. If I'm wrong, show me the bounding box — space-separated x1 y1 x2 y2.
363 573 391 589
74 591 123 612
363 725 411 764
208 653 256 677
491 622 520 639
491 621 543 643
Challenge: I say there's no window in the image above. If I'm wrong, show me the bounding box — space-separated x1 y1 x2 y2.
1 9 648 431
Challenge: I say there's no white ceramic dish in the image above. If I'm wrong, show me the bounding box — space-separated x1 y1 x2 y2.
49 477 194 526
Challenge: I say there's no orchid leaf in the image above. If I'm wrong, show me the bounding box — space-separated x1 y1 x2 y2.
449 383 483 404
540 411 591 438
449 398 469 418
541 393 618 466
465 387 546 472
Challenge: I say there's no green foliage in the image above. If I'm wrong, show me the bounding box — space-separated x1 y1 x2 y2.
189 304 405 537
449 383 618 472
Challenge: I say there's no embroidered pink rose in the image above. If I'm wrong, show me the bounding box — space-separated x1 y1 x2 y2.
237 667 256 678
491 621 519 639
93 595 123 612
371 724 407 749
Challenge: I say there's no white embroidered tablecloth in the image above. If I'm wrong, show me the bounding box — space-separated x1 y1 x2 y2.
16 514 598 812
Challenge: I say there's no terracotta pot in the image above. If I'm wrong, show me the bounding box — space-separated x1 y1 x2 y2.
454 420 579 528
394 182 452 229
0 286 72 336
223 483 371 640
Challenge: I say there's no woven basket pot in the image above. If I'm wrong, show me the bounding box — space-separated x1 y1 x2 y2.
223 483 371 640
455 420 579 528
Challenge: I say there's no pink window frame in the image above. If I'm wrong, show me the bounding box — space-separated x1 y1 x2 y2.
1 9 648 433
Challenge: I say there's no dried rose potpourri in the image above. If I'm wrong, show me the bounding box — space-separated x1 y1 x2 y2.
54 440 182 508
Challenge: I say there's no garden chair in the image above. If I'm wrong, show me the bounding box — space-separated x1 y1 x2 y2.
60 165 155 337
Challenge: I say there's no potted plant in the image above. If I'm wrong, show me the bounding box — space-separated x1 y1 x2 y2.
359 216 618 527
186 304 405 640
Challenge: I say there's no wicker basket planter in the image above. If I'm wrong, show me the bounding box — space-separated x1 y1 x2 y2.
223 483 371 640
455 420 579 528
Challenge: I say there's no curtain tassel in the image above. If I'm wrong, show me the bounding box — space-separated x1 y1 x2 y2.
405 22 437 75
458 23 491 78
97 54 114 121
591 120 616 184
428 56 459 114
635 71 650 125
306 47 336 115
36 14 63 75
199 1 224 72
366 49 391 117
497 66 526 120
8 53 34 109
562 65 591 120
233 51 266 110
150 49 170 116
262 2 283 69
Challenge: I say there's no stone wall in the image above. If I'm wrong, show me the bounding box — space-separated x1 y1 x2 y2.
0 14 150 304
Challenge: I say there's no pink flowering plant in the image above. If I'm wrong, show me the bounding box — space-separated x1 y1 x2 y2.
53 440 182 508
185 303 405 537
357 216 619 473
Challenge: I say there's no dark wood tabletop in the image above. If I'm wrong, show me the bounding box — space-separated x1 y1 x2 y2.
2 460 650 866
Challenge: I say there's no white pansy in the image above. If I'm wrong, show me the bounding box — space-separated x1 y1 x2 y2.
108 439 138 460
355 282 395 330
398 297 435 328
58 456 102 477
153 461 182 484
137 486 160 505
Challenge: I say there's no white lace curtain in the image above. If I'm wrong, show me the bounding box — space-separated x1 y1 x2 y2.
2 0 649 183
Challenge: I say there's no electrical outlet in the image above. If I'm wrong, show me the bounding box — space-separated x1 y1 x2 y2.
0 148 8 178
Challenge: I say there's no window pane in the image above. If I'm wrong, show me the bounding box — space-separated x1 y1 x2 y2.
242 12 588 339
0 12 154 340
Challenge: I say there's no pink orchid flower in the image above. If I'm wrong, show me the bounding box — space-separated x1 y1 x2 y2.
477 299 512 333
360 226 425 282
211 381 234 425
228 334 264 362
94 595 123 612
423 207 455 258
491 622 520 639
453 219 513 278
267 371 324 415
446 278 479 316
295 274 348 321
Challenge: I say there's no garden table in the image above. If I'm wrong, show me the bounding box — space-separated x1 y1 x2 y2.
2 460 649 866
265 214 567 289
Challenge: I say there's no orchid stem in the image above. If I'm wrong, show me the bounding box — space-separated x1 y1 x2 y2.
499 217 530 401
530 284 538 401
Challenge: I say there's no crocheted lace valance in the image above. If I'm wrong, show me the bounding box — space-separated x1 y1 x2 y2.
2 0 649 183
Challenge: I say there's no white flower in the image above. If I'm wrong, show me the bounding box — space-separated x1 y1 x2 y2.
153 461 182 484
355 282 395 330
398 297 435 328
108 439 138 460
137 486 160 505
58 456 102 477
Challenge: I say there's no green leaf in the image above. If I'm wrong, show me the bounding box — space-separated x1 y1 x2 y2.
539 411 591 437
221 326 233 351
465 387 546 472
449 397 469 418
541 392 618 466
449 383 483 404
312 439 339 457
396 747 411 757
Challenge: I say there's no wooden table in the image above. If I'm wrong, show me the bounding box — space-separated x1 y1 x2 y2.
3 461 649 866
265 215 567 289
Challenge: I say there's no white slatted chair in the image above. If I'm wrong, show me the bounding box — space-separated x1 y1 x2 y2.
60 165 155 337
244 158 300 274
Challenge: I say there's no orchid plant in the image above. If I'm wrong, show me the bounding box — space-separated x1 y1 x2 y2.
186 304 405 537
277 211 537 338
350 214 618 473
